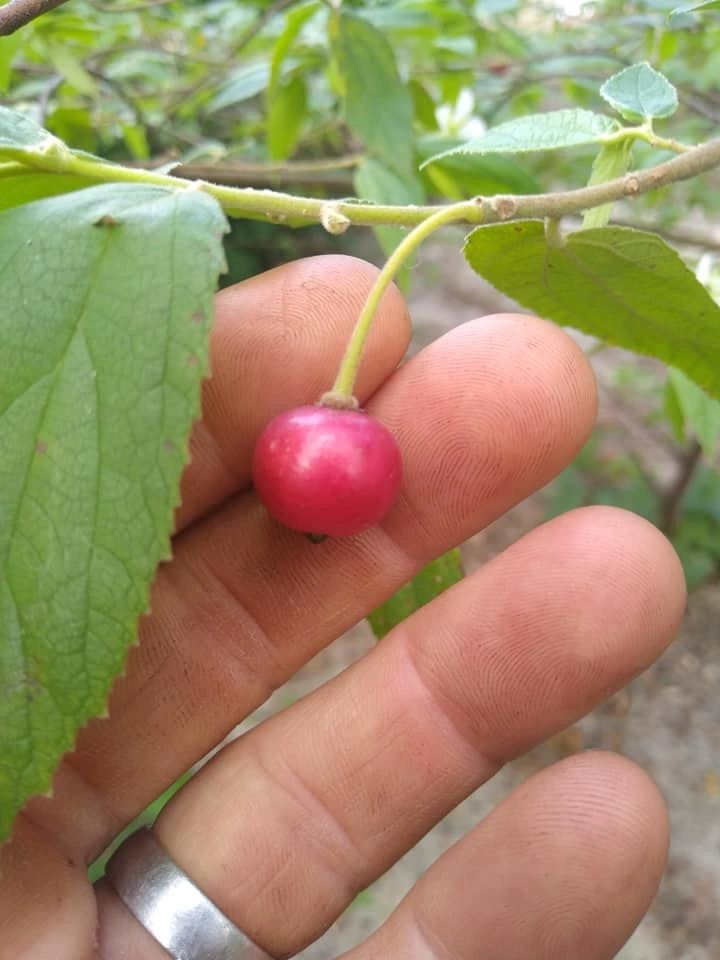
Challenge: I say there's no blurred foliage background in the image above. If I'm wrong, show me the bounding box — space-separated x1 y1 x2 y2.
2 0 720 585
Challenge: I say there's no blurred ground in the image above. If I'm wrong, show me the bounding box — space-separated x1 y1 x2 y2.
230 236 720 959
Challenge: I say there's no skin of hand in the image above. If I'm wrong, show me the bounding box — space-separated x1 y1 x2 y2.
0 256 686 960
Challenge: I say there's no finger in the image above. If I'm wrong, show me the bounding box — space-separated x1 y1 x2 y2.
345 753 669 960
175 255 411 531
57 307 597 856
98 506 684 958
0 815 96 960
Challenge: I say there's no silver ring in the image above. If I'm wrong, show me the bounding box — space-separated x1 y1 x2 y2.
105 827 276 960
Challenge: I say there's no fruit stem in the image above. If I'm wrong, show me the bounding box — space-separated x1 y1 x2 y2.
331 201 481 397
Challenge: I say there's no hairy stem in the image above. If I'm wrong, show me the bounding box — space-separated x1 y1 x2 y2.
330 203 482 398
26 136 720 229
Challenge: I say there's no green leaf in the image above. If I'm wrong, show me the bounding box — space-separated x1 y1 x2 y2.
669 0 720 21
368 550 465 640
417 136 541 197
267 76 308 162
0 183 228 841
421 109 619 166
121 123 150 162
0 170 97 212
207 62 270 113
664 376 686 443
409 79 438 131
464 222 720 400
667 368 720 459
47 44 99 97
0 106 55 159
269 0 320 95
46 107 97 154
599 63 678 122
331 12 415 176
581 139 633 229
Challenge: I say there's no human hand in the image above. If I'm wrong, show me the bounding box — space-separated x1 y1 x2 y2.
1 256 685 960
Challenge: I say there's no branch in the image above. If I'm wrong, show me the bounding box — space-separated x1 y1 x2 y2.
173 155 363 190
0 0 70 35
176 164 355 191
21 135 720 229
660 439 703 535
680 91 720 125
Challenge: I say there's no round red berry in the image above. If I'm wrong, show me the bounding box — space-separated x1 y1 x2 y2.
252 405 402 537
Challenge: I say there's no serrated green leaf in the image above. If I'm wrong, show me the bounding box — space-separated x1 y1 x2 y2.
267 76 307 161
417 136 541 196
667 368 720 459
368 550 464 640
0 170 96 212
331 12 415 176
464 222 720 400
421 110 619 167
0 183 228 841
599 62 678 122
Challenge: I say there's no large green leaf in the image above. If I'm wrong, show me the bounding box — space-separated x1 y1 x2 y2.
0 183 227 841
421 109 619 166
599 63 678 122
331 12 415 176
368 550 464 640
464 222 720 399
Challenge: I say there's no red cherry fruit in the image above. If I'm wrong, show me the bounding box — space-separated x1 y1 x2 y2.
252 405 403 537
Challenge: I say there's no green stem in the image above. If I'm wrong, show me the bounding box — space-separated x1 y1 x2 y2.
10 133 720 229
605 125 691 154
32 146 454 226
330 201 481 398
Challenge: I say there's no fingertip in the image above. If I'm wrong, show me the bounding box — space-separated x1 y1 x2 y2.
545 505 688 645
541 749 670 865
375 312 599 550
